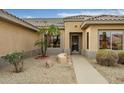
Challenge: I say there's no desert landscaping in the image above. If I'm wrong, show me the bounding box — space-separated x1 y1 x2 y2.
88 58 124 84
0 56 77 84
87 50 124 84
1 9 124 84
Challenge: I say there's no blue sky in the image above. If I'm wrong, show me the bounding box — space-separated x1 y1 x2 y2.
6 9 124 18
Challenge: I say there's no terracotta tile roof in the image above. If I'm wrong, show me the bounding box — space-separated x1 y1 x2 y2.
2 9 124 30
85 15 124 21
64 15 93 21
0 9 38 31
81 15 124 29
64 14 124 22
24 18 64 28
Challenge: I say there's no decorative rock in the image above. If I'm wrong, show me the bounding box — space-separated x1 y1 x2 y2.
57 53 67 63
45 60 54 68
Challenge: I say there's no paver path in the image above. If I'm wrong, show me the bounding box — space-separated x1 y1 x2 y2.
71 55 108 84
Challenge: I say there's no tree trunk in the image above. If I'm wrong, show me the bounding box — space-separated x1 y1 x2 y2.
102 40 107 49
53 35 59 47
41 38 44 55
14 63 19 73
43 34 48 56
13 61 23 73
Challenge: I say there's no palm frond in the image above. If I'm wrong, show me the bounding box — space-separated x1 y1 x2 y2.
34 40 46 47
48 25 59 36
37 27 47 34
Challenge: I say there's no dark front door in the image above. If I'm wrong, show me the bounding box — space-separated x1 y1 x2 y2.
70 33 82 54
71 35 79 53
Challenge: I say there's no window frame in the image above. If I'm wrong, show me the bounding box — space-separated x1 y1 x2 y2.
99 31 111 49
87 32 89 49
47 35 60 48
98 30 124 50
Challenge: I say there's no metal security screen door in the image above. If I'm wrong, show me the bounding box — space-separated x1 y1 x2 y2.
70 33 82 54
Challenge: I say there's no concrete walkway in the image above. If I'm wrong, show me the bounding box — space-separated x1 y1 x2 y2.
71 55 108 84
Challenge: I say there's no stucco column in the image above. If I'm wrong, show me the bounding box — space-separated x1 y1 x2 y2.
81 31 85 55
60 30 64 49
64 31 70 54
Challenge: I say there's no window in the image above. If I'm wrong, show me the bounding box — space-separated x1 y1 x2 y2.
87 32 89 49
112 32 123 50
47 35 60 48
99 31 123 50
99 32 111 49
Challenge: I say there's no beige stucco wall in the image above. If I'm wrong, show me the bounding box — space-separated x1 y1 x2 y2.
0 18 39 56
85 24 124 52
60 29 65 49
64 22 83 49
83 26 91 50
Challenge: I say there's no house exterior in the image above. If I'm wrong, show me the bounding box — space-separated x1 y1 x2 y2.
1 9 124 58
24 18 65 55
24 15 124 58
0 9 40 57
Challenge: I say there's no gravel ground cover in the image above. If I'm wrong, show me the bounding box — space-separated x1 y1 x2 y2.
88 58 124 84
0 56 77 84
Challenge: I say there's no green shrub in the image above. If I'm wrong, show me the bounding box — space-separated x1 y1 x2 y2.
118 51 124 64
96 49 118 66
4 52 24 73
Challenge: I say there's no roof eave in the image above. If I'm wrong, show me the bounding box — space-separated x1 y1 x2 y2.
0 10 38 31
64 20 83 22
38 26 65 30
81 21 124 29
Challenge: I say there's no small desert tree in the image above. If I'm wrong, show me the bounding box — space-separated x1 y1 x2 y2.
34 39 47 56
102 32 107 49
34 21 48 56
48 25 59 47
35 24 59 56
4 52 24 73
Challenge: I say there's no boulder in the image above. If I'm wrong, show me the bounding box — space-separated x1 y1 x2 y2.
57 53 67 63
